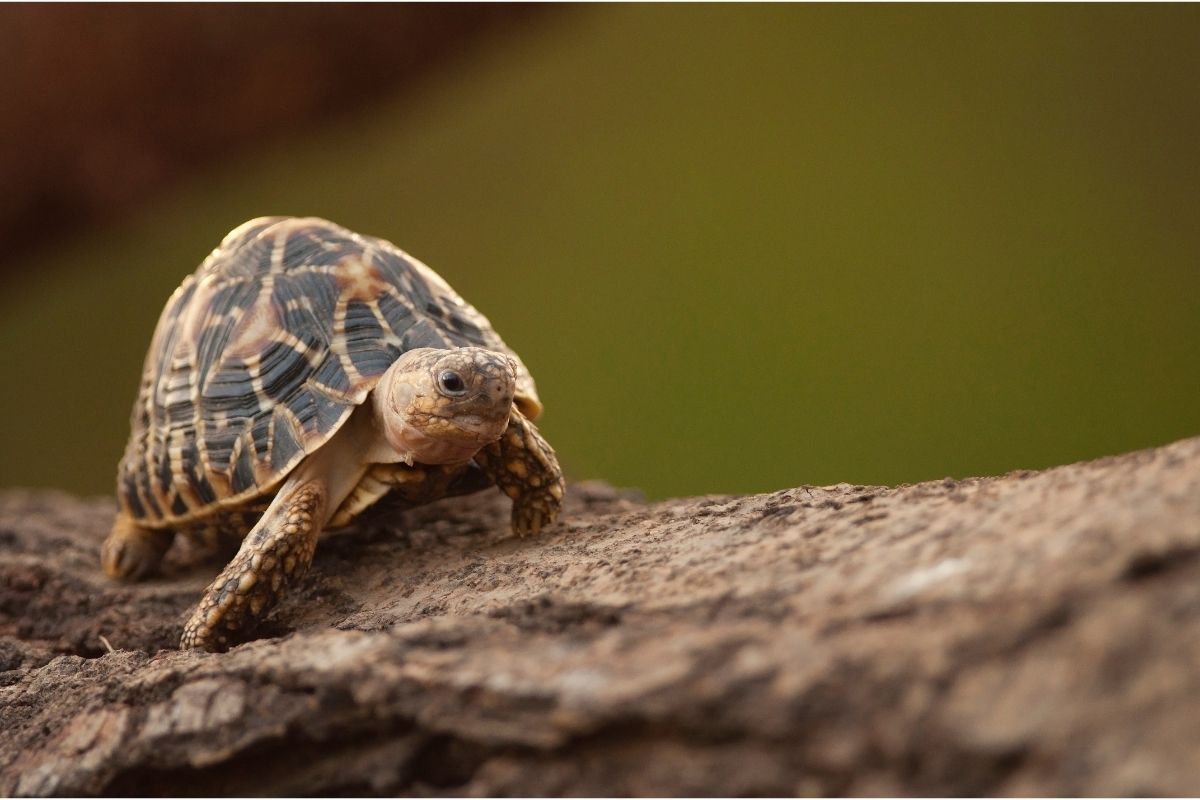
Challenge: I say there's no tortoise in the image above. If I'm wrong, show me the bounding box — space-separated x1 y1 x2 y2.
101 216 564 650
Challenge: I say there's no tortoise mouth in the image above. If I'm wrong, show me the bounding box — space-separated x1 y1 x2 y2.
394 423 489 465
441 408 510 440
388 404 507 464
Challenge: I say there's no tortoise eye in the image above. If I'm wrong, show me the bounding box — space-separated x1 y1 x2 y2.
438 370 467 396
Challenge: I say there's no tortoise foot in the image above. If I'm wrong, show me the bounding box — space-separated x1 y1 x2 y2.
101 515 173 581
511 479 565 536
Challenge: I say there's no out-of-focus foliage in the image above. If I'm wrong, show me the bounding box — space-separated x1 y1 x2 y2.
3 5 1198 499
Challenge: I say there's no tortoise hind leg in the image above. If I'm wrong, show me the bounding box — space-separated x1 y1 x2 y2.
101 514 175 580
180 479 326 651
473 407 565 535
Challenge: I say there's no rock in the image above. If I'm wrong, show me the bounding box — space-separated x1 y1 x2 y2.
2 439 1200 795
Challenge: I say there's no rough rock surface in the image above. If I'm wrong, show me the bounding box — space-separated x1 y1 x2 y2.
2 437 1200 796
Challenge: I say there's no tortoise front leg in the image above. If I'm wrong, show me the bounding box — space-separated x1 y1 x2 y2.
473 407 565 535
180 478 326 651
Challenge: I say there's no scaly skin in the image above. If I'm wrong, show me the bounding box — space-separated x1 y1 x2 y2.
180 481 325 651
474 407 565 535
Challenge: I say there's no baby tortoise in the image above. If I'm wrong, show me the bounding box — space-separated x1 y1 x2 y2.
101 217 564 650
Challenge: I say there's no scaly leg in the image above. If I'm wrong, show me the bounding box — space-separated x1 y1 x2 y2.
180 478 326 651
473 407 565 535
101 514 175 580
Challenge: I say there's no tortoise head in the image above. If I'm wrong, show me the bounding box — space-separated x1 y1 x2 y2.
374 347 517 465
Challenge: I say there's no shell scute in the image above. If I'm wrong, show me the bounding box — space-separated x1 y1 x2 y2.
231 440 258 495
377 292 416 339
311 351 352 395
259 334 320 403
269 413 303 473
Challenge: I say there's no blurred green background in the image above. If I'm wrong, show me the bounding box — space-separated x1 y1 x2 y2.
2 5 1198 500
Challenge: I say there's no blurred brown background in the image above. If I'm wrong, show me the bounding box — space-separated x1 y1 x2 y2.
0 5 536 264
2 5 1198 500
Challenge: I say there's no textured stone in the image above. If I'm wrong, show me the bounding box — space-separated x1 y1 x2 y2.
1 438 1199 795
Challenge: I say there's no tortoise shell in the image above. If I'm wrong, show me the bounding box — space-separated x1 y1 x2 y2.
117 216 540 527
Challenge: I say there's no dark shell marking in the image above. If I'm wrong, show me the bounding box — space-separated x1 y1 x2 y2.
118 216 535 527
